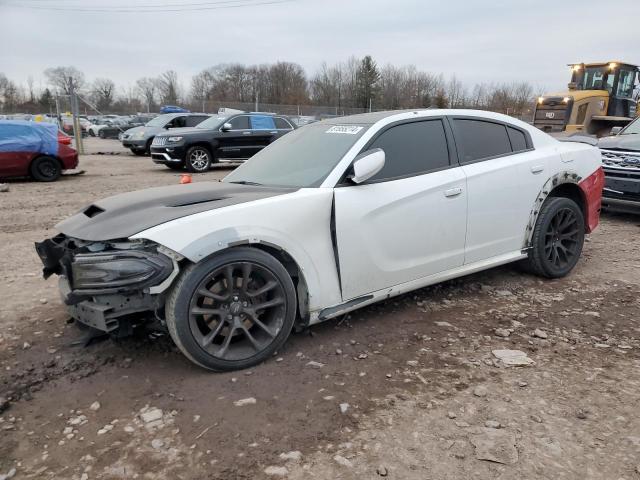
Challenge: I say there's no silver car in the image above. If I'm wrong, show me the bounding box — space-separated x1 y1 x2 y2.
120 113 210 156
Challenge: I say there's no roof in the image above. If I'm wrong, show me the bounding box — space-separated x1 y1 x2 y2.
323 109 436 125
568 61 639 69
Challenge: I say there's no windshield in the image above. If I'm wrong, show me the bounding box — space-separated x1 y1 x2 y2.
224 122 370 187
145 114 173 127
579 66 613 92
620 117 640 136
195 115 230 130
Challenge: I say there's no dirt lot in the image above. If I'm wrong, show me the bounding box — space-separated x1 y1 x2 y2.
1 138 639 480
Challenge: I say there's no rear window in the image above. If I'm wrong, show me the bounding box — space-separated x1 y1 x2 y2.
453 119 512 163
507 127 528 152
250 115 276 130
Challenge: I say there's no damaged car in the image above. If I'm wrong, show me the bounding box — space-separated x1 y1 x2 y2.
36 110 604 371
598 116 640 213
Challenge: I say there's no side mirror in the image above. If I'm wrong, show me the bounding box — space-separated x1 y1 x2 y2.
350 148 385 184
221 123 232 132
610 126 623 136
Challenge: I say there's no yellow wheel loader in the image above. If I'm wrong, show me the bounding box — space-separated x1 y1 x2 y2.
534 62 639 137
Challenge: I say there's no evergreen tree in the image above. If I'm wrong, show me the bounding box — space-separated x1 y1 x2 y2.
355 56 380 110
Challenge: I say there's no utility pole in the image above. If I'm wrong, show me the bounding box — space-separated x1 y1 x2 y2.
69 77 84 155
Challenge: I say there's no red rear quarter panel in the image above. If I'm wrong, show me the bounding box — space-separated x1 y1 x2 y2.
578 166 605 233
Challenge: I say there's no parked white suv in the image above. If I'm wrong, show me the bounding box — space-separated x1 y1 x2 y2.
36 109 604 371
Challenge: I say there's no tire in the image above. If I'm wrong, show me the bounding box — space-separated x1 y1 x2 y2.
185 146 212 173
30 156 62 182
131 149 146 156
166 247 297 371
89 130 95 137
525 197 585 278
98 130 106 139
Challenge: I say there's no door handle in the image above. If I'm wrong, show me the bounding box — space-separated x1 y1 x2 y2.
444 187 463 198
242 131 252 135
530 165 545 174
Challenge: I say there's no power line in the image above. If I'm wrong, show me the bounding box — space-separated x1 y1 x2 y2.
2 0 296 13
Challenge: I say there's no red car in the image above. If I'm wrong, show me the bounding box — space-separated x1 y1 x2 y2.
0 121 79 182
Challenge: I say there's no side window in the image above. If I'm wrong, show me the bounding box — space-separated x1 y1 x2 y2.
507 127 529 152
185 115 206 127
250 115 276 130
616 69 635 98
365 120 450 182
453 119 512 163
274 117 293 130
229 115 250 130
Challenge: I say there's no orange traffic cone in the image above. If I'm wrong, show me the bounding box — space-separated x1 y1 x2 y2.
180 173 192 184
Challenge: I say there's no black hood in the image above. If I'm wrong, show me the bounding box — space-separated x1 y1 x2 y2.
56 182 296 241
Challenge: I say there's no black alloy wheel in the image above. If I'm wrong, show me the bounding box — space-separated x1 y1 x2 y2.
166 247 297 371
526 196 585 278
30 156 62 182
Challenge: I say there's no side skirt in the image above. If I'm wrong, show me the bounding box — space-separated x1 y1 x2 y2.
311 250 527 325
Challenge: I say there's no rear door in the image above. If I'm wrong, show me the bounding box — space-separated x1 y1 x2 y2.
450 117 546 263
334 118 467 300
247 115 278 156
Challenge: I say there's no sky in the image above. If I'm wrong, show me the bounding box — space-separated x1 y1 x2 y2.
0 0 638 95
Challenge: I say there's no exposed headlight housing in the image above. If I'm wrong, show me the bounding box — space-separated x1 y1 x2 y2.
71 249 173 292
167 136 183 142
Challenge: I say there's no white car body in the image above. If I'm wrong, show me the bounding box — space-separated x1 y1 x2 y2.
129 109 603 324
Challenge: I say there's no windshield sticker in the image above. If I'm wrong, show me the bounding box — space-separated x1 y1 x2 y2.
326 125 364 135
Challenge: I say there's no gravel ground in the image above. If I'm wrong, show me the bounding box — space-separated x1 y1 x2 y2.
0 138 639 479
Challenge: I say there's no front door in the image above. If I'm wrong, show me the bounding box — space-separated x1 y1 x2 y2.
334 119 467 301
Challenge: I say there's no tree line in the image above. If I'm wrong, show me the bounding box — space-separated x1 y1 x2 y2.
0 56 539 118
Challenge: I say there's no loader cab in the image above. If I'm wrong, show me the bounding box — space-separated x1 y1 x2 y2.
570 62 639 118
535 61 639 137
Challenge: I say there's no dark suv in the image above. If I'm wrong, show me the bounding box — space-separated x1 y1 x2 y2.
150 113 295 172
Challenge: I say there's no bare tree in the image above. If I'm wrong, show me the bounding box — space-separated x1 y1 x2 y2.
44 66 85 94
156 70 180 105
92 78 116 111
136 77 157 112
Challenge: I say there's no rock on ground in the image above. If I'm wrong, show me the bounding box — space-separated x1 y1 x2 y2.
470 428 518 465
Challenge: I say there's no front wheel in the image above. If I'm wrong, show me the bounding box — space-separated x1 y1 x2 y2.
165 247 297 371
185 146 212 173
525 197 585 278
98 130 106 139
130 148 146 156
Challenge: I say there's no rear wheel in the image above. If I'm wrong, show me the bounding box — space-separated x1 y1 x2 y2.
166 247 297 371
30 156 62 182
525 197 585 278
98 130 106 139
89 129 95 137
185 146 212 173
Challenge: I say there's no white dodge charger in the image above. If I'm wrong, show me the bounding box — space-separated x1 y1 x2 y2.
36 109 605 371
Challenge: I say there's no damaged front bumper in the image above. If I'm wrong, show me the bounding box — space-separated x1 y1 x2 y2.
35 235 179 333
